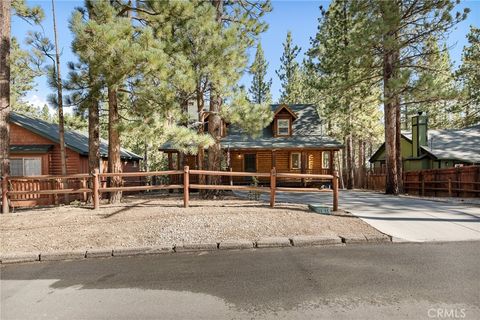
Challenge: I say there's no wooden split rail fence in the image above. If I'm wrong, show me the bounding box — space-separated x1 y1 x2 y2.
1 166 339 213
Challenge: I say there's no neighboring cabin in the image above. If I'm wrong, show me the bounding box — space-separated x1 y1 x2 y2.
6 112 142 207
160 104 343 184
8 112 142 177
370 113 480 172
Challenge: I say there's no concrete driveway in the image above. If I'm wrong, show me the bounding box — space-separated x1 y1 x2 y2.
242 190 480 242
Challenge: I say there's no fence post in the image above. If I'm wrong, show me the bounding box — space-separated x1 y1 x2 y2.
270 167 276 208
82 177 87 202
184 166 189 208
229 167 233 186
333 171 339 212
448 178 452 197
93 169 100 210
1 175 9 214
54 178 60 205
420 174 425 197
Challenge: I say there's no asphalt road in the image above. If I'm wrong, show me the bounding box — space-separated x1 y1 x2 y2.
1 242 479 320
238 190 480 242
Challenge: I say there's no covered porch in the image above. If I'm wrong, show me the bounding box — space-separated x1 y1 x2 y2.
163 148 337 186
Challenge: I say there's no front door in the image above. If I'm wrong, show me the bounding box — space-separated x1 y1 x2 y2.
244 154 257 172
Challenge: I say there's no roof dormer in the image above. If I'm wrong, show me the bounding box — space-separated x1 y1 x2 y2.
272 104 297 137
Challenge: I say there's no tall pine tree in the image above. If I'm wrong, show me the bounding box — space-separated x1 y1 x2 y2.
457 26 480 126
249 43 272 104
276 31 301 104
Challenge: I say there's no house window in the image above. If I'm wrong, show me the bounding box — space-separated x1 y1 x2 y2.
291 152 301 170
322 151 330 169
277 119 290 136
10 158 42 176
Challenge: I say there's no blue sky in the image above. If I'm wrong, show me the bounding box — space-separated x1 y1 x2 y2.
12 0 480 111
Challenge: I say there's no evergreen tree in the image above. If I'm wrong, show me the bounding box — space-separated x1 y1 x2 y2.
40 104 51 121
1 0 42 199
276 31 301 104
68 0 103 187
457 26 480 126
71 1 166 203
51 0 68 181
315 0 468 194
407 37 458 129
355 0 468 194
10 38 42 114
249 43 272 104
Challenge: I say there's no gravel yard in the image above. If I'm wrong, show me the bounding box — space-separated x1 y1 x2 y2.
0 193 384 254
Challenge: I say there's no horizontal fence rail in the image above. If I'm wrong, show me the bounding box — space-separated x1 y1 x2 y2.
1 166 339 213
366 165 480 197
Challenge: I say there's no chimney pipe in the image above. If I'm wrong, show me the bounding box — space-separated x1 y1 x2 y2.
411 112 428 158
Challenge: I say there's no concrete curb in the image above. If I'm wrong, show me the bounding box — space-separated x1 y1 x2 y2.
219 240 254 250
339 234 368 244
365 234 392 242
0 252 40 264
41 250 86 261
113 245 173 257
256 237 292 248
290 235 342 247
0 234 393 265
112 247 152 257
86 249 113 258
175 242 218 252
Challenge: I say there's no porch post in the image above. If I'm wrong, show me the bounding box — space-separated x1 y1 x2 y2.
301 152 306 186
167 152 173 170
183 165 190 208
333 170 339 211
330 150 334 174
271 149 276 168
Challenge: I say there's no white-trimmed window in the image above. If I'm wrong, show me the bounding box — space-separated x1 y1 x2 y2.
291 152 301 170
10 158 42 176
322 151 330 169
277 119 290 136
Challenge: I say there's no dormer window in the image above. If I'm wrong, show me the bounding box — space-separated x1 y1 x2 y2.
277 119 290 136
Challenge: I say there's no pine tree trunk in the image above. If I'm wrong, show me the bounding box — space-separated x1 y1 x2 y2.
204 0 224 198
395 94 403 193
206 92 222 195
143 138 148 172
382 2 400 195
107 86 122 203
346 133 354 189
196 88 206 186
383 49 399 195
51 0 69 202
85 1 100 203
358 140 365 189
0 0 11 188
88 90 100 195
88 90 99 171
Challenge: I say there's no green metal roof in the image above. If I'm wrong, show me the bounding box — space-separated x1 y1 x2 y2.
161 104 343 151
10 144 53 153
10 112 142 161
370 125 480 163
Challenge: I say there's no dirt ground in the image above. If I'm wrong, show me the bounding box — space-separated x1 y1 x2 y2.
0 193 384 254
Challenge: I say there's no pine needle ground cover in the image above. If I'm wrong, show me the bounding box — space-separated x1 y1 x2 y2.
0 194 383 255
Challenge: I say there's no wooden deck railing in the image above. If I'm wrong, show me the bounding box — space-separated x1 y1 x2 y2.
1 167 339 213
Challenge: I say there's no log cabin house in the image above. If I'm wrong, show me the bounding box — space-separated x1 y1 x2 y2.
160 104 343 185
6 112 142 206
